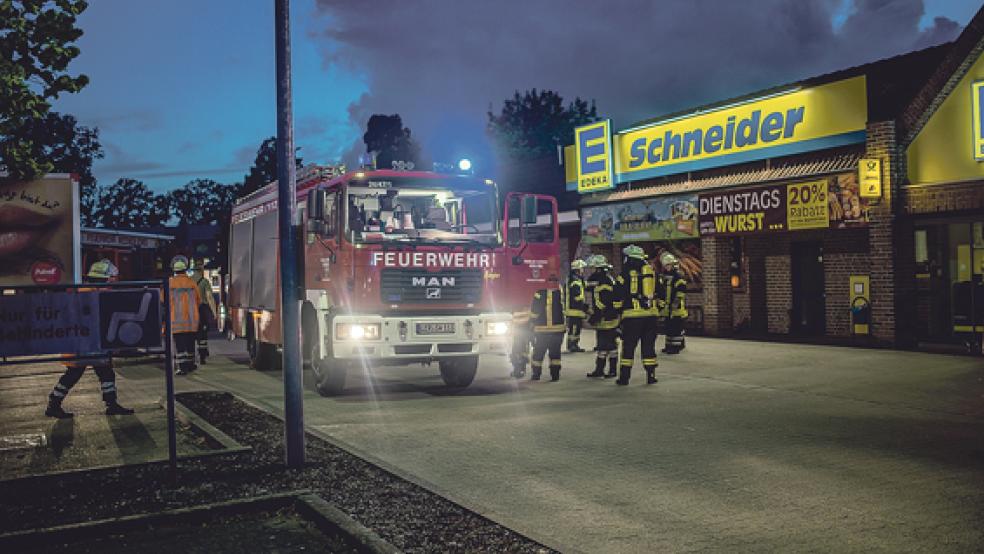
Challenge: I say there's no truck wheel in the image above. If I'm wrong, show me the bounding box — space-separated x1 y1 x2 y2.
313 357 347 396
439 355 479 388
251 341 281 371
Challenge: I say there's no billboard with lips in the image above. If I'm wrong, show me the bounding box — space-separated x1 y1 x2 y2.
0 175 79 286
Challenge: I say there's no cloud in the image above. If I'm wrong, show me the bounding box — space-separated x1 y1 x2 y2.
312 0 962 170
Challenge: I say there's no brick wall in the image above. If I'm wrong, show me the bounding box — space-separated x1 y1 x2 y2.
701 236 734 335
765 254 792 333
864 121 899 345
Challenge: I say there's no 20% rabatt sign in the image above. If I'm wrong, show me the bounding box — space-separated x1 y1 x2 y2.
786 180 829 231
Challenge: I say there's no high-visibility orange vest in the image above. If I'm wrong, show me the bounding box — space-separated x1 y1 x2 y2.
169 274 202 333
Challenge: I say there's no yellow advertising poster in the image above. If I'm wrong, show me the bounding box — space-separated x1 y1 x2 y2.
575 120 614 193
0 175 78 286
786 180 830 230
615 76 868 181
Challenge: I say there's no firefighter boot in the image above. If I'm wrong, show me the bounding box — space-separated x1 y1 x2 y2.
616 366 631 386
606 356 618 378
645 366 658 385
587 356 605 378
45 398 73 419
549 364 561 382
105 402 135 415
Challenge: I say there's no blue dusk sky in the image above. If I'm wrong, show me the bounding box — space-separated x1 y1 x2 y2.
53 0 979 193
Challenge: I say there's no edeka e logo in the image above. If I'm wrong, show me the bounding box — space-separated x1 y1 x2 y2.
576 120 614 193
971 81 984 161
614 75 868 181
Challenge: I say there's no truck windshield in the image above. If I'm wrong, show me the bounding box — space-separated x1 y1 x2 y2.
347 184 499 245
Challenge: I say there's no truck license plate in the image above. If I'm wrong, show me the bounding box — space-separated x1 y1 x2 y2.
416 322 455 335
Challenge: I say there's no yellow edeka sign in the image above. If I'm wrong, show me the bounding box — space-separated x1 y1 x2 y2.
575 119 614 193
614 76 868 181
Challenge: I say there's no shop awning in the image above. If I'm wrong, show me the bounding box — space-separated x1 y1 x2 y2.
580 152 861 206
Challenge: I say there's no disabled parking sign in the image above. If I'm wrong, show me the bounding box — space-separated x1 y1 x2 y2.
98 289 162 350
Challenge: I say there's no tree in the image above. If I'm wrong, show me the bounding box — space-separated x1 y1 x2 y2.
363 114 421 170
89 178 168 228
487 89 598 160
1 0 91 181
15 112 104 224
168 178 238 225
240 136 302 197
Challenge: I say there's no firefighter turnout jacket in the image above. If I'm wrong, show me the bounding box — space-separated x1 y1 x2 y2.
531 288 566 333
658 269 689 318
563 272 587 318
169 274 203 333
615 258 659 319
588 269 619 330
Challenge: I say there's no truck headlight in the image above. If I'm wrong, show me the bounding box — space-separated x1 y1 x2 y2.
486 321 510 336
336 323 381 340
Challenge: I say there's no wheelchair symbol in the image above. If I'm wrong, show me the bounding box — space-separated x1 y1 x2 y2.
106 292 152 346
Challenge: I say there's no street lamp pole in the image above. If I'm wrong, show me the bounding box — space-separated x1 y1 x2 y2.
274 0 305 468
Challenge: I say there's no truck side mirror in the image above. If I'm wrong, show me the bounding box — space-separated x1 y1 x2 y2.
521 196 538 225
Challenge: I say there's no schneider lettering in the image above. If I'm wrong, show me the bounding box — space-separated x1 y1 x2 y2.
628 107 805 168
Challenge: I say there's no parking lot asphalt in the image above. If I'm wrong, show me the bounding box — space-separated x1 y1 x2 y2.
120 333 984 553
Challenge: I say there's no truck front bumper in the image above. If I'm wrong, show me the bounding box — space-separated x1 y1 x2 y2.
328 313 512 360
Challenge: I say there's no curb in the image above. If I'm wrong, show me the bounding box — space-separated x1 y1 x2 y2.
0 491 400 554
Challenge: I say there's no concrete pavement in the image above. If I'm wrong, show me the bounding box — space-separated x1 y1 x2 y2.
0 359 221 480
121 334 984 553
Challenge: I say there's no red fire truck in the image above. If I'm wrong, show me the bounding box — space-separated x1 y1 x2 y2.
228 164 559 395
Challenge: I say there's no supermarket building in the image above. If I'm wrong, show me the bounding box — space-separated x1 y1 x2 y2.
565 7 984 349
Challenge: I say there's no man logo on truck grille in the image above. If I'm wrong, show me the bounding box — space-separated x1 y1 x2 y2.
412 276 456 287
426 287 441 299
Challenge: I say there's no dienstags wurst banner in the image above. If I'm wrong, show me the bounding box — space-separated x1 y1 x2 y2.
698 174 869 236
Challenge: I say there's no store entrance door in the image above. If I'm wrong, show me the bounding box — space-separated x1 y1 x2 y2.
791 242 825 335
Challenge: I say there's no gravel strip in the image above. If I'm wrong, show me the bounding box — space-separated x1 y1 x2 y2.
0 391 554 553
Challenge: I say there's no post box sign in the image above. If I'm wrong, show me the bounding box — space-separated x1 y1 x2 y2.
0 288 161 357
575 119 615 193
699 174 867 236
858 158 882 198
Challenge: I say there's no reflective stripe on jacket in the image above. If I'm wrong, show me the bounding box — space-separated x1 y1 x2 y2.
563 273 587 318
589 270 619 330
169 274 202 333
531 288 566 333
658 270 689 318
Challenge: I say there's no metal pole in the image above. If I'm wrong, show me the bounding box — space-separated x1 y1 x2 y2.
162 279 178 481
275 0 305 468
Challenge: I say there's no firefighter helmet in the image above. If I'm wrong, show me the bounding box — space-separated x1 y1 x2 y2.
660 251 679 268
623 244 647 260
170 255 189 272
587 254 610 268
87 259 119 280
570 259 588 270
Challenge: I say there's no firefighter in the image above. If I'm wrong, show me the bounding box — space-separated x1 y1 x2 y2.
529 285 566 381
46 260 135 418
563 259 588 353
614 245 659 385
169 255 202 375
189 258 217 364
586 254 620 378
659 252 689 354
509 309 533 378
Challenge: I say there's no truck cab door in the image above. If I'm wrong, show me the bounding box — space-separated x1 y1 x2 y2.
502 192 560 309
